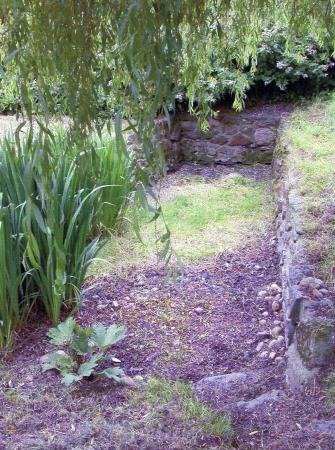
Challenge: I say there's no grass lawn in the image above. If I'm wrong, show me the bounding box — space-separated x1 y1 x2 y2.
90 172 273 276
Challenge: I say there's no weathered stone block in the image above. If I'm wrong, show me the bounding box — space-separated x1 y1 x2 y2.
179 120 198 131
254 128 276 146
296 318 335 368
215 145 247 165
182 130 205 140
209 134 228 145
228 132 253 146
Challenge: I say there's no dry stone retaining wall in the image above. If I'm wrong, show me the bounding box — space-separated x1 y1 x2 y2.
273 133 335 390
159 106 289 166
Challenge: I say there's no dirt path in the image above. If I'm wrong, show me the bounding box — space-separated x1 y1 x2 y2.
0 163 334 449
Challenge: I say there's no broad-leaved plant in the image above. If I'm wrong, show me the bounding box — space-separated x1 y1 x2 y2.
42 317 126 386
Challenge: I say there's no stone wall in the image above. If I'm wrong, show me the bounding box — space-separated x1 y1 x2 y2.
160 105 290 166
273 132 335 390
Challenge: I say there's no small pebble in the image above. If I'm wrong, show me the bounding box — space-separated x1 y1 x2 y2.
270 283 282 294
259 351 269 358
262 311 269 318
271 326 283 338
269 351 276 360
312 289 323 300
133 375 144 382
257 290 267 298
259 319 267 325
272 301 281 312
119 376 136 387
275 356 285 366
112 300 119 308
256 342 265 352
195 307 205 314
111 357 121 364
257 331 271 338
273 320 282 326
97 304 107 311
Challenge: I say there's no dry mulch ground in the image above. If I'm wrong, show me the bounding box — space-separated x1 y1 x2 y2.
0 163 334 449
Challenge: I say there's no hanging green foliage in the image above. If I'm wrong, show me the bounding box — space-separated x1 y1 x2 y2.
1 1 335 138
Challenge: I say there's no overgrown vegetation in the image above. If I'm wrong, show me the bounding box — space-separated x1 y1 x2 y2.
1 27 334 115
0 132 136 347
91 173 273 276
42 317 125 386
286 94 335 283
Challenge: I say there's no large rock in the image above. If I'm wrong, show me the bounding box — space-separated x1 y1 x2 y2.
228 132 253 146
235 390 285 412
308 419 335 434
210 134 229 145
215 146 247 165
195 370 264 401
179 120 198 131
183 130 206 140
254 127 276 146
295 317 335 368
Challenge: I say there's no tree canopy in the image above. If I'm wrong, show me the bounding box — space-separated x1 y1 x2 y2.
1 1 335 145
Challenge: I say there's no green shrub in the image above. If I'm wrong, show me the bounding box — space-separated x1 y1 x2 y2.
252 27 335 95
178 26 335 107
42 317 125 386
0 130 136 346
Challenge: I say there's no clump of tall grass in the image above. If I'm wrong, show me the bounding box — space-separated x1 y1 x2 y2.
0 129 136 347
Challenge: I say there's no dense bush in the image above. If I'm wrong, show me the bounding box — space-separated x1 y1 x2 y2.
177 27 335 108
0 131 136 347
252 28 335 97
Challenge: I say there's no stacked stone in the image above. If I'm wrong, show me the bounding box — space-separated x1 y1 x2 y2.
164 108 282 165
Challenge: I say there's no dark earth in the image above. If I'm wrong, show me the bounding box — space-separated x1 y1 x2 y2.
0 162 334 449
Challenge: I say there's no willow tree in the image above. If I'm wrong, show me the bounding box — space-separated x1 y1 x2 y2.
1 1 334 134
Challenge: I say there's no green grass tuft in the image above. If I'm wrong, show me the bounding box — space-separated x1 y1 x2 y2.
115 377 233 448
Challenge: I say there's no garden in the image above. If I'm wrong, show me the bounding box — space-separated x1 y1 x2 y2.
1 2 335 449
